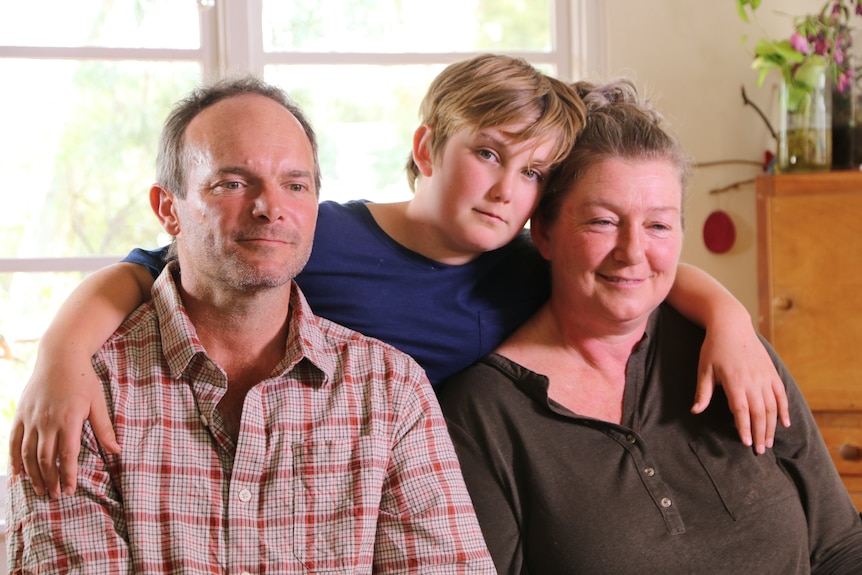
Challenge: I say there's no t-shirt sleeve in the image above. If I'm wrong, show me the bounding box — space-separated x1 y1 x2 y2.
122 246 170 280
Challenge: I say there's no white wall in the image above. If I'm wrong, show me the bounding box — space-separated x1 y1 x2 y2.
594 0 827 321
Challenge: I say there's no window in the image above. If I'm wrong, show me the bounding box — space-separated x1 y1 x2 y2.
0 0 596 471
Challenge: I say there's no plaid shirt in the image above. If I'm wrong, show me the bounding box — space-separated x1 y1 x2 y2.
7 263 494 574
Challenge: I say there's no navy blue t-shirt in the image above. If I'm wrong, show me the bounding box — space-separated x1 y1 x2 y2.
124 200 550 388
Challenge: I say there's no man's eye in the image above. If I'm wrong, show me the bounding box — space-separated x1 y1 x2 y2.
213 181 244 194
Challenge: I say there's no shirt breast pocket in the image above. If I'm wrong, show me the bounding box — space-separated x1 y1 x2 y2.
691 435 798 520
291 435 387 572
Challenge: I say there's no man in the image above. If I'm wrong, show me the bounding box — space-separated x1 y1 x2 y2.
6 77 494 574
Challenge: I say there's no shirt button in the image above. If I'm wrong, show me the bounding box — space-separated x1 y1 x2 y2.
239 489 252 502
661 497 673 508
205 359 216 370
625 433 637 444
643 467 656 477
199 414 209 427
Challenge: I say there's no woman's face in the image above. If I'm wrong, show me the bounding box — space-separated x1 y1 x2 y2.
533 157 683 331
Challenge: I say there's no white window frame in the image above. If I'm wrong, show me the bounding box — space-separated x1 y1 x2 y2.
0 0 604 277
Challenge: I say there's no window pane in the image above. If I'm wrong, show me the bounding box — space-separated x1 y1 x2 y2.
0 0 201 49
266 61 557 204
0 271 89 470
0 60 200 259
267 64 450 204
263 0 553 53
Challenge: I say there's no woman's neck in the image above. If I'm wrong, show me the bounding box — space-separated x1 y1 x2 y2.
497 303 646 422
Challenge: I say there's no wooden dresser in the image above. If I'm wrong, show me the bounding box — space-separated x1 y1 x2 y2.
756 172 862 509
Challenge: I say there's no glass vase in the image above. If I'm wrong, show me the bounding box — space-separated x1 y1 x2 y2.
777 64 832 173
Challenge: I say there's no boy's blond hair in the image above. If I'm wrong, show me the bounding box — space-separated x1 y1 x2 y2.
406 53 586 192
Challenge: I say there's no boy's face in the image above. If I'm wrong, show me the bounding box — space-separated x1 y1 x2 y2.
417 122 557 263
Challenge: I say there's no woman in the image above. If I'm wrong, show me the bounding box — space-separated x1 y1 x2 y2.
438 80 862 574
12 56 785 499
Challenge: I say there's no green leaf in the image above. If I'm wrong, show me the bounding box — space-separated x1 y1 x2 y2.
736 0 762 23
737 0 751 23
753 39 806 64
793 55 827 88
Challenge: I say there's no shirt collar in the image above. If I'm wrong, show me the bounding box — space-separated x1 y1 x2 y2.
151 260 335 386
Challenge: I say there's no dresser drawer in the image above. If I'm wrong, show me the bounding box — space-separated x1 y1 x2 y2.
812 412 862 477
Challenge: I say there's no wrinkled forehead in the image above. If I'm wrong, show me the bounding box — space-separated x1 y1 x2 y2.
185 95 313 163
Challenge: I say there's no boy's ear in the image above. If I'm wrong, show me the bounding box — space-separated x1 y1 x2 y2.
412 124 434 177
150 184 181 236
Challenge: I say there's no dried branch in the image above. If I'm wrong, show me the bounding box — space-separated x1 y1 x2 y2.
708 178 756 194
695 159 763 168
741 85 778 141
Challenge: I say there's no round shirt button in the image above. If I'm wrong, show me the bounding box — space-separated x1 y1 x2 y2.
661 497 673 508
643 467 656 477
625 434 637 444
199 414 209 427
239 488 252 502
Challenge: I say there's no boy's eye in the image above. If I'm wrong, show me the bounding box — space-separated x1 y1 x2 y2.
523 168 542 181
478 149 497 161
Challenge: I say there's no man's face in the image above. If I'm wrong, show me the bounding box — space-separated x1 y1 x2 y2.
158 93 318 295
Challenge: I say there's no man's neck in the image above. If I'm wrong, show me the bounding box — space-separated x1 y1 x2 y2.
175 275 293 443
176 275 292 383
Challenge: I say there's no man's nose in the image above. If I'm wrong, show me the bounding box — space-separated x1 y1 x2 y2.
251 182 284 221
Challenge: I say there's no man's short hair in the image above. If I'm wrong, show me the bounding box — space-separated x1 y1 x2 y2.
156 76 322 198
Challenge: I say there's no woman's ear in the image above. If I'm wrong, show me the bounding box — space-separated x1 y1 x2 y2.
412 124 435 177
530 214 553 261
150 184 180 236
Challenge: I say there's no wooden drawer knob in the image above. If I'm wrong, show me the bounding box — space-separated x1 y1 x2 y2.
839 444 862 461
773 296 793 311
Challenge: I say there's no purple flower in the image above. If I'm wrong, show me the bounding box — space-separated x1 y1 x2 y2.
790 32 811 54
834 48 845 64
837 70 852 93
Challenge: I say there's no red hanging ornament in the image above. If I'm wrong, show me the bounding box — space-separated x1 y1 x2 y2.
703 210 736 254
